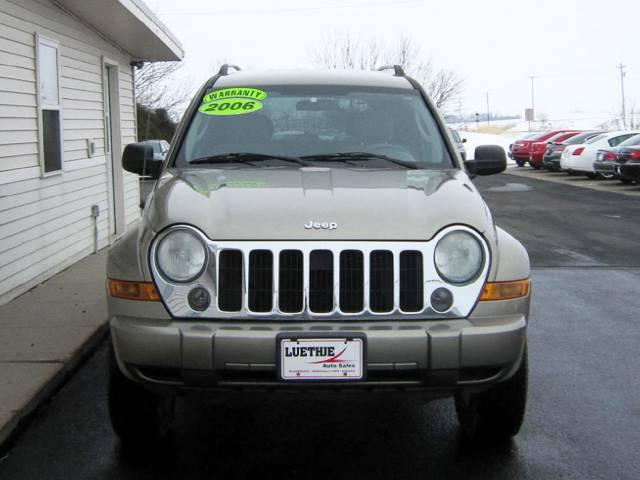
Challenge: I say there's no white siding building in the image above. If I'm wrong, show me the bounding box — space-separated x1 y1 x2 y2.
0 0 183 304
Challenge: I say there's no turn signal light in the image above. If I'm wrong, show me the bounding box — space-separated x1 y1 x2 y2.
480 279 530 301
108 279 161 301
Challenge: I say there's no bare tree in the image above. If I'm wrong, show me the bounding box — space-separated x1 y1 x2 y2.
309 31 381 71
310 33 463 110
134 61 191 118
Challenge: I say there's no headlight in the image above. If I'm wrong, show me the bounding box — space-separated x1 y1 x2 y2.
434 230 484 284
156 229 207 283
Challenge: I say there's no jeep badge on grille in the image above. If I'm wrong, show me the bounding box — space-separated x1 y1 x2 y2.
304 221 338 230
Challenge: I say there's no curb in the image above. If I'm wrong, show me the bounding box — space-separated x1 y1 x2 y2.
0 324 110 456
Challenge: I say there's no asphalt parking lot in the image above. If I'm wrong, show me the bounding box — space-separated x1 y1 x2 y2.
0 172 639 480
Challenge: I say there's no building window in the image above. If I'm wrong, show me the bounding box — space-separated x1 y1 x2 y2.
36 35 63 174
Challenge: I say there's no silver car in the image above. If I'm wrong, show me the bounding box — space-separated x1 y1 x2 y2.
449 127 467 160
107 65 530 447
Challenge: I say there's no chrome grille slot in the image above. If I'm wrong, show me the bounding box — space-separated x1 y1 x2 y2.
278 250 304 313
309 250 334 313
218 250 243 311
369 250 394 313
248 250 273 312
400 251 423 312
340 250 364 313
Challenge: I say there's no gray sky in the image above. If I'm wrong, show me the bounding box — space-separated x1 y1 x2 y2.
150 0 640 123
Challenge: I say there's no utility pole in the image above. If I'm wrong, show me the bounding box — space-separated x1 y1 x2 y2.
617 63 626 128
486 92 490 126
529 76 536 112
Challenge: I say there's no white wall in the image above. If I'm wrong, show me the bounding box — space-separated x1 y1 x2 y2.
0 0 140 304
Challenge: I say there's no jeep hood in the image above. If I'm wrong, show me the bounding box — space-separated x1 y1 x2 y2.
146 167 492 240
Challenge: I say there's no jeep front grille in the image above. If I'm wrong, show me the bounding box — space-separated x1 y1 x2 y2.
150 231 491 320
217 247 421 315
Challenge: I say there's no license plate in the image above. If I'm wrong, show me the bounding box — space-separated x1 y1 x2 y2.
279 336 365 381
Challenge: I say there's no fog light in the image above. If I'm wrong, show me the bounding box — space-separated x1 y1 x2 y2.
188 287 210 311
431 287 453 312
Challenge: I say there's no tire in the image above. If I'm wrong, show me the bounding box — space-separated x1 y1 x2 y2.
619 178 633 184
531 164 541 170
586 172 597 179
515 160 525 167
455 348 527 442
108 346 175 448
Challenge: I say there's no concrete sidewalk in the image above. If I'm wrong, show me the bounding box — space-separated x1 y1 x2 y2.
0 250 108 449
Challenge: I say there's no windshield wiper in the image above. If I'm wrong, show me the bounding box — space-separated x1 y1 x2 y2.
190 152 310 167
301 152 415 169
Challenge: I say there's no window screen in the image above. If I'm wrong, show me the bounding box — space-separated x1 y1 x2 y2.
37 35 62 173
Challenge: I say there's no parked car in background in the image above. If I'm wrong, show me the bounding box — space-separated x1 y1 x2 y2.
544 131 605 171
141 139 170 161
511 130 577 167
593 134 640 181
614 145 640 183
508 132 538 160
449 128 467 160
528 131 580 169
139 140 170 178
560 131 640 177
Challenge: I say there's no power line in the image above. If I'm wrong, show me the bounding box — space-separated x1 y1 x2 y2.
158 0 423 16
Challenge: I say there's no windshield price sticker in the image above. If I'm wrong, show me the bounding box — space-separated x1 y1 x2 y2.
280 338 364 380
199 87 267 115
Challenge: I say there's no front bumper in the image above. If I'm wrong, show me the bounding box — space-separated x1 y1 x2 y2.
110 297 529 393
543 153 561 168
618 161 640 181
529 152 545 165
593 160 616 174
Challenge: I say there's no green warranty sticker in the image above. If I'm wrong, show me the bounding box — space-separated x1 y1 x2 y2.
199 87 267 116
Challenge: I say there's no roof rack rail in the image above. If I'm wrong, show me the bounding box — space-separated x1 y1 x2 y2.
376 65 405 77
218 64 242 76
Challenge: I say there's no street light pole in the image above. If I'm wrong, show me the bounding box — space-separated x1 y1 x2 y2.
617 63 627 128
486 92 490 127
528 75 537 132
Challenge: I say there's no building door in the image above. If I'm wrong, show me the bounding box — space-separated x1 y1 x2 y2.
103 62 124 236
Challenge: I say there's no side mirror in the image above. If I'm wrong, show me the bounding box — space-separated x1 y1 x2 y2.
462 138 467 143
122 142 162 179
465 145 507 177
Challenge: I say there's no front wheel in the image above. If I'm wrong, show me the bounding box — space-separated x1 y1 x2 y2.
455 348 527 442
108 347 175 448
515 160 526 167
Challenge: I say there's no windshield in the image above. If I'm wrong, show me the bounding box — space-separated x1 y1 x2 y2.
586 134 607 144
566 131 601 145
546 132 569 143
619 134 640 146
529 131 550 141
175 85 454 169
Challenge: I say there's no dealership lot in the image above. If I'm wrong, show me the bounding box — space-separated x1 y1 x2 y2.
0 172 638 480
506 165 640 198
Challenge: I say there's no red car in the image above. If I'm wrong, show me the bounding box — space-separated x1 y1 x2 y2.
511 130 579 167
528 131 581 169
